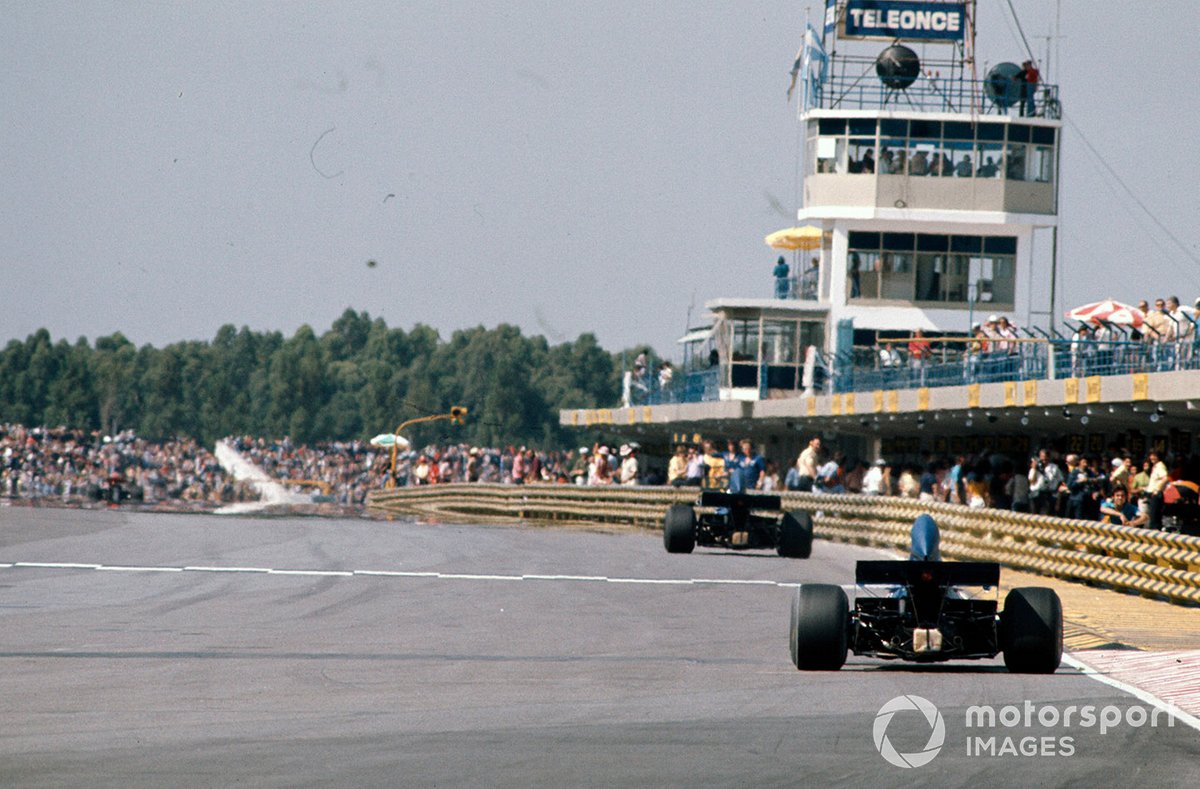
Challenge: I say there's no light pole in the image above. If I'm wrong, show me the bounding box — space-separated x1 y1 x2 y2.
386 407 468 488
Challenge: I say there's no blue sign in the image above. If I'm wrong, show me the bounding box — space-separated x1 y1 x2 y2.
841 1 966 42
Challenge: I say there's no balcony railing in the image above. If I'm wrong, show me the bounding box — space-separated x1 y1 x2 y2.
638 337 1200 407
814 71 1060 118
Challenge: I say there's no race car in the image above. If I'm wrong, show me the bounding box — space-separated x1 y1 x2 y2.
788 514 1062 673
663 491 813 558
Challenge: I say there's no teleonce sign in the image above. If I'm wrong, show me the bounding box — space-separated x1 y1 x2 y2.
839 0 966 42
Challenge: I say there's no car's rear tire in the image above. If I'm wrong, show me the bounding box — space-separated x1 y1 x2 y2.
663 504 696 553
777 510 814 558
790 584 848 670
1000 587 1063 673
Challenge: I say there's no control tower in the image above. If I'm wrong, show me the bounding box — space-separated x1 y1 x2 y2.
667 0 1063 404
802 0 1060 347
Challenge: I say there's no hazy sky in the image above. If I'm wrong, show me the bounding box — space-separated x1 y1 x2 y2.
4 1 1198 355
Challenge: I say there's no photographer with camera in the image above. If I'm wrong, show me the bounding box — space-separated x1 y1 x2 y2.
1028 449 1063 516
1065 455 1100 521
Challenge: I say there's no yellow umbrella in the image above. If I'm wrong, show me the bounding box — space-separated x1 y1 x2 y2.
764 226 824 251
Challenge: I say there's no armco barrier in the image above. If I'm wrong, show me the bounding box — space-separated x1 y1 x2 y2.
368 484 1200 605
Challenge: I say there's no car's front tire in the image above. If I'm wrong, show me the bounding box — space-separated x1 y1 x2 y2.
663 503 696 553
1000 587 1063 673
777 510 814 558
790 584 848 670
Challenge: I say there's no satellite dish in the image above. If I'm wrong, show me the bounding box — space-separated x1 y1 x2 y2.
985 62 1023 108
875 45 920 90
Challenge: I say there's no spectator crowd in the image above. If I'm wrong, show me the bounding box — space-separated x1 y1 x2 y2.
7 420 1198 534
1 423 254 507
663 432 1198 533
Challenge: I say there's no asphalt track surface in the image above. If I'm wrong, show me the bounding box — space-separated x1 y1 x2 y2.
1 507 1197 787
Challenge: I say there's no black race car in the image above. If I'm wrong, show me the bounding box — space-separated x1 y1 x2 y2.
788 515 1062 673
663 491 813 559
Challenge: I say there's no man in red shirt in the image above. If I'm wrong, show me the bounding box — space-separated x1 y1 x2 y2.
1021 60 1040 117
907 329 932 386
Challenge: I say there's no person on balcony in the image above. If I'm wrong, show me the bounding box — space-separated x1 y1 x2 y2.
801 256 820 299
773 256 790 298
907 329 931 386
1020 60 1039 117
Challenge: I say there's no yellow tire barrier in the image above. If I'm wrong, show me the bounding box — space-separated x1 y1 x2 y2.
368 484 1200 606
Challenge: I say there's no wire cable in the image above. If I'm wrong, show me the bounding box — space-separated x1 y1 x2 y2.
1061 113 1200 286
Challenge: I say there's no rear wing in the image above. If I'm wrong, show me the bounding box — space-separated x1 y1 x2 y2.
855 560 1000 588
699 491 781 510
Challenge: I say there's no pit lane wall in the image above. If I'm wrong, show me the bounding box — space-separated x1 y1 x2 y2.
368 484 1200 605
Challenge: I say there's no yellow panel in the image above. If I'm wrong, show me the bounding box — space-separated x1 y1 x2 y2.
1132 373 1149 401
1085 376 1102 404
1064 379 1079 404
806 397 817 416
967 384 980 409
873 390 884 413
1003 382 1016 407
844 393 856 415
918 388 930 411
887 390 899 413
831 395 843 416
1023 380 1037 406
643 406 653 423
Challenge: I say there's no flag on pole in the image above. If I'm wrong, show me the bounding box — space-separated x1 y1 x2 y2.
787 23 828 109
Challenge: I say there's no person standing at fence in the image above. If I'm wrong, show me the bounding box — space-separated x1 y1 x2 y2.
736 438 766 492
1028 451 1063 515
795 437 821 492
1110 456 1133 497
684 446 704 486
701 439 726 490
1007 465 1032 512
618 444 639 485
668 444 689 487
907 329 931 386
761 461 781 492
1168 295 1195 366
862 458 887 495
1100 486 1147 527
1145 449 1170 530
1020 60 1039 117
1069 324 1091 378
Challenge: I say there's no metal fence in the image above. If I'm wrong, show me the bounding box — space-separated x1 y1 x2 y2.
816 69 1060 118
644 336 1200 406
826 337 1200 396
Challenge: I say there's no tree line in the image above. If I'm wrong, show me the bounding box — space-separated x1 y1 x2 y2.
0 309 630 447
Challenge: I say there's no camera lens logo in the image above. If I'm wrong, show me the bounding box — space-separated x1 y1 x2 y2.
873 694 946 768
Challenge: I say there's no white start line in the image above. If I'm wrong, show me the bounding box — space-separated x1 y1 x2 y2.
0 561 822 588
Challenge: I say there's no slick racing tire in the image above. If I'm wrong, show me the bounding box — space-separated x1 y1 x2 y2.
663 503 696 554
777 510 814 559
1000 587 1063 674
790 584 848 670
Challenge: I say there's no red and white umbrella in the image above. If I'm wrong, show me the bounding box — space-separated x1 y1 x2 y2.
1064 298 1145 328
